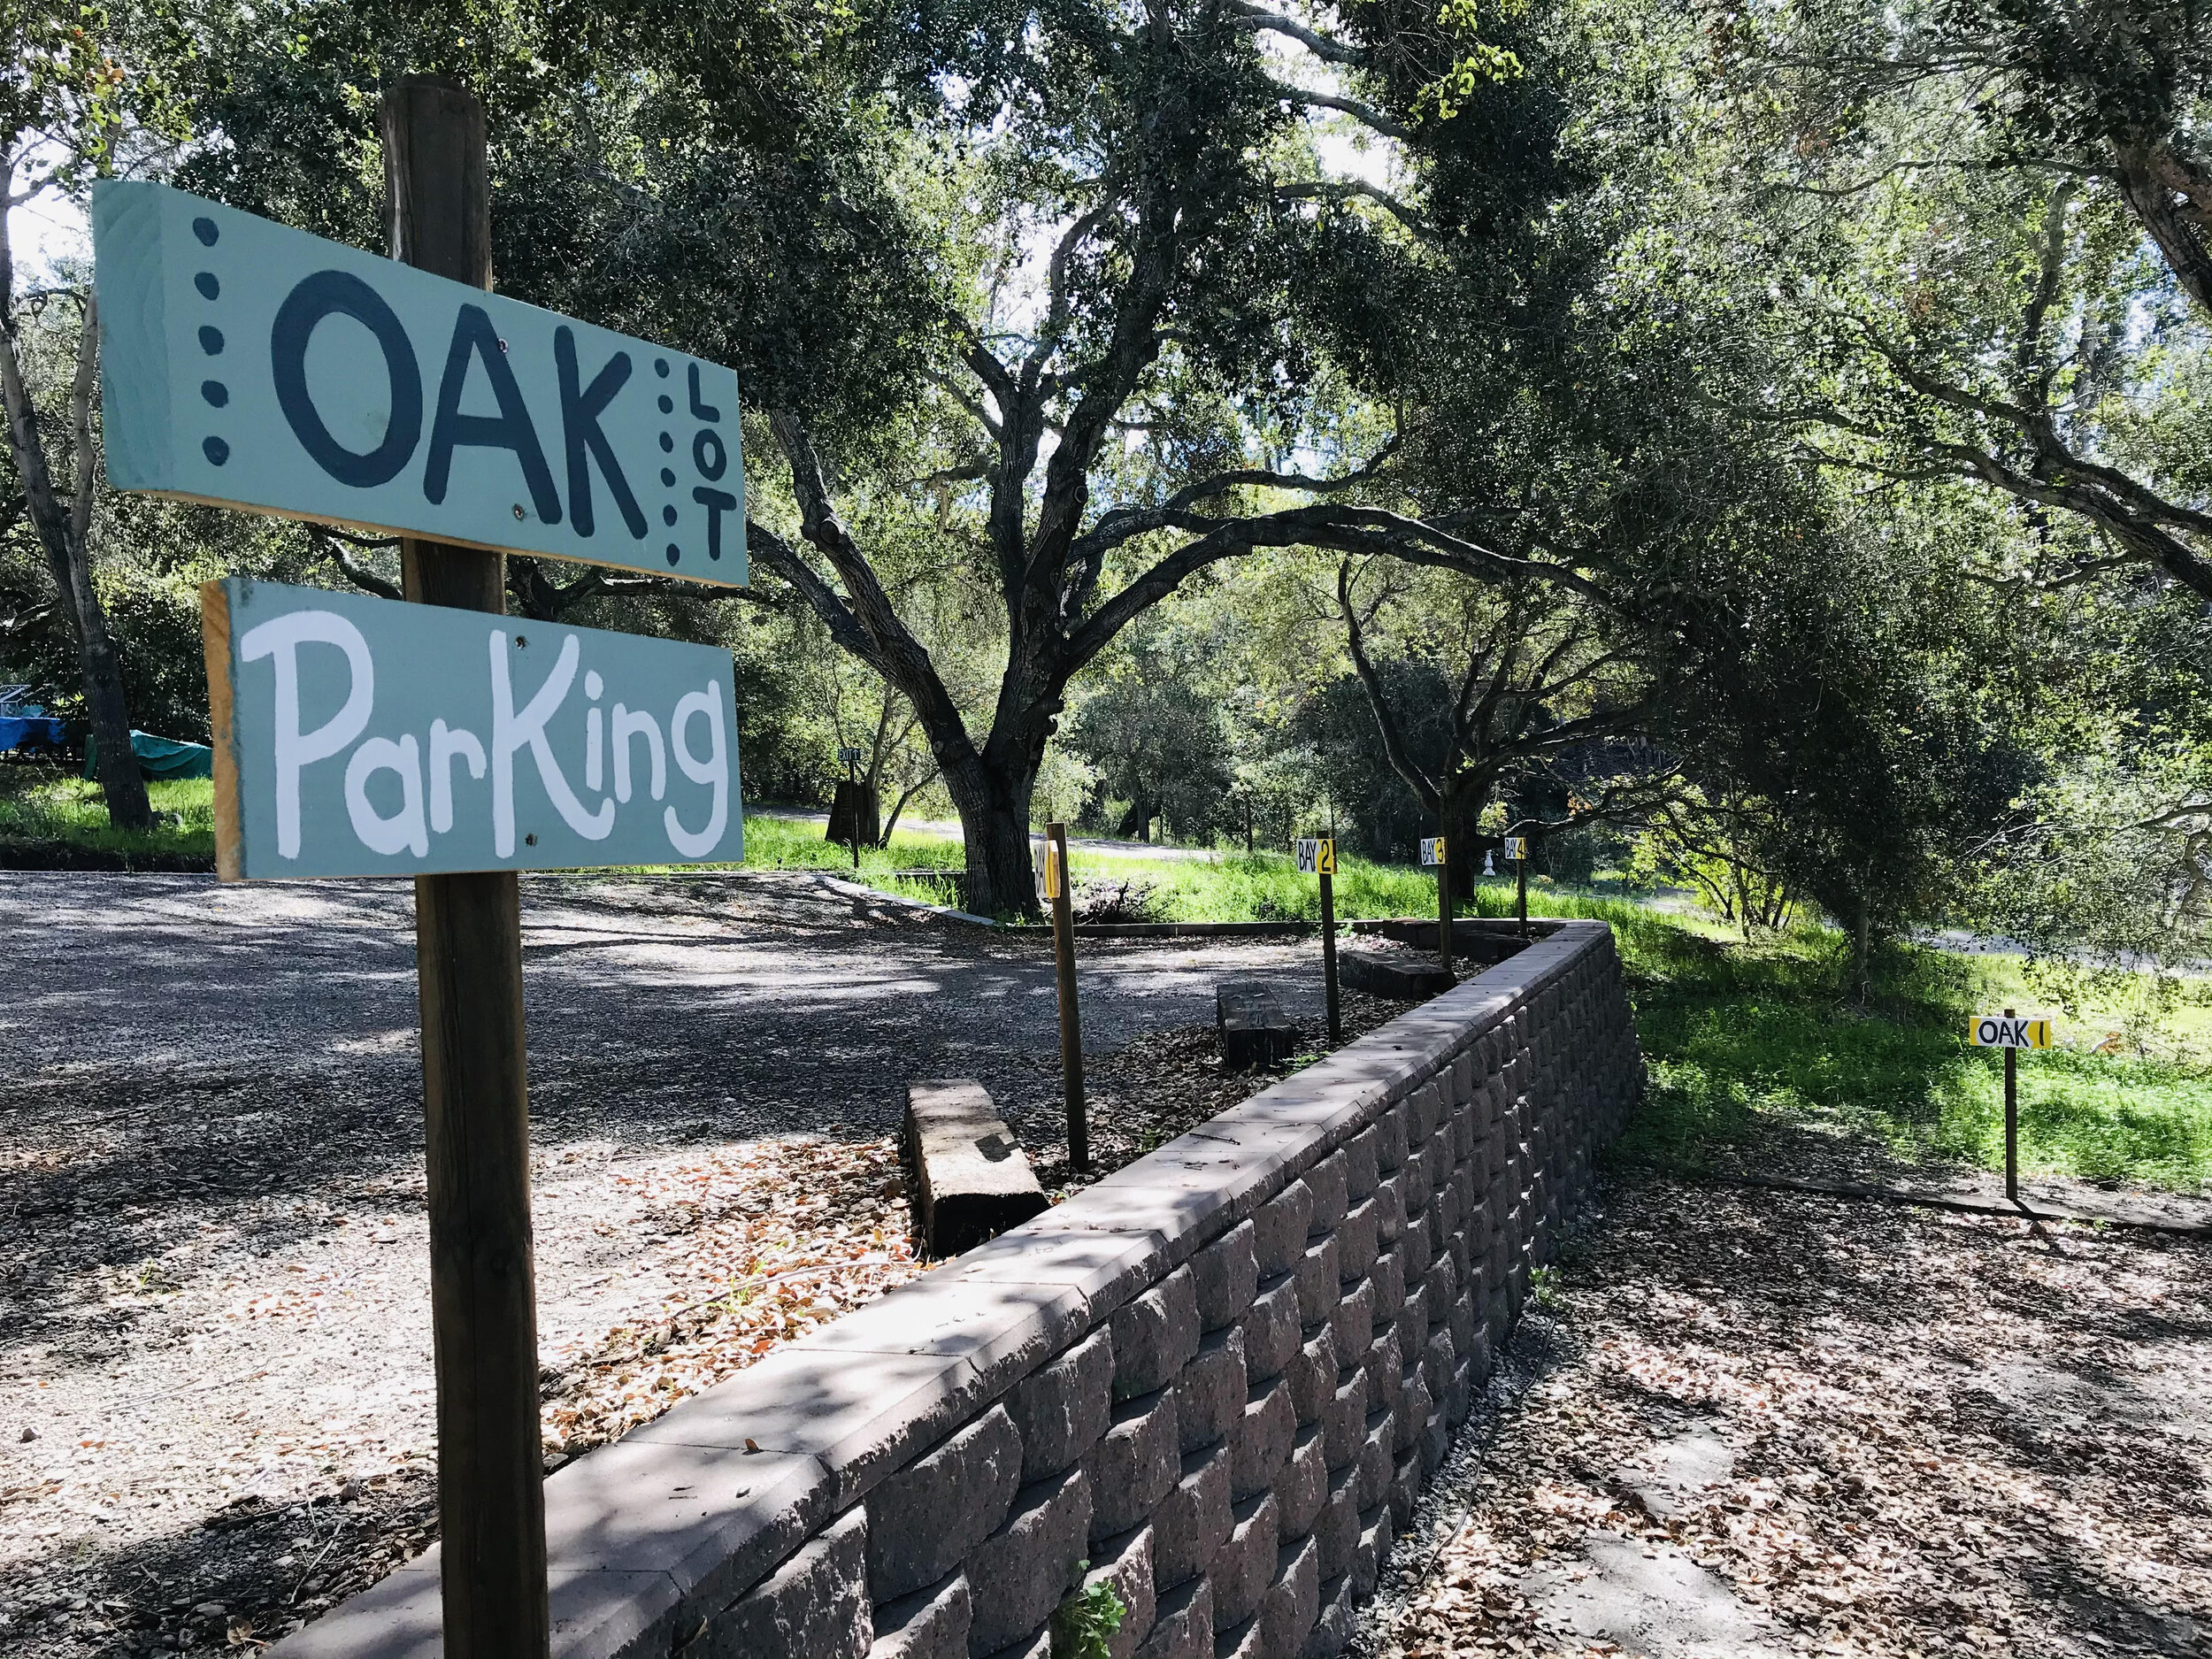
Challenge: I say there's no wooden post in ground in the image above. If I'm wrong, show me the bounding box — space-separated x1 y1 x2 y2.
1517 841 1530 939
1047 822 1088 1171
2003 1003 2018 1204
1319 850 1340 1044
381 75 549 1659
1437 835 1454 981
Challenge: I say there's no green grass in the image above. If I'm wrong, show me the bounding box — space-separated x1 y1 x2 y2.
13 780 2204 1191
1614 922 2212 1194
0 768 218 862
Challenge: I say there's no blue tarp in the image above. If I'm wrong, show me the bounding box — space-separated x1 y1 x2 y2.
0 716 66 753
84 729 214 781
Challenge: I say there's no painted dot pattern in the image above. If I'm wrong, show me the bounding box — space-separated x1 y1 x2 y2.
192 216 227 465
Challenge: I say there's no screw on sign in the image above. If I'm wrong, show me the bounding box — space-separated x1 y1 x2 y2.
1970 1008 2053 1205
95 78 753 1659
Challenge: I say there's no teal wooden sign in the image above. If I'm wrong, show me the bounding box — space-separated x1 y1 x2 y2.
203 578 742 878
96 180 746 585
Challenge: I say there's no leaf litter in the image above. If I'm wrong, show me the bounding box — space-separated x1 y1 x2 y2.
1363 1177 2212 1658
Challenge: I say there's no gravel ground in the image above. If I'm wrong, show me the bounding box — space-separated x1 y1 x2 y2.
0 870 1356 1656
1360 1173 2212 1658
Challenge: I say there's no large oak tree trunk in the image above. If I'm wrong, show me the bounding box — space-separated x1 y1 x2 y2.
943 752 1043 918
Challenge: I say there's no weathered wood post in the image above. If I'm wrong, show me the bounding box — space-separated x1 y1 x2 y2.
1437 833 1454 981
1517 836 1530 940
2003 1003 2018 1204
1318 841 1340 1044
380 75 549 1659
1047 821 1088 1171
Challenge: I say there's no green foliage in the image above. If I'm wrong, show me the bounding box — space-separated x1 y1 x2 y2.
0 769 213 860
1049 1569 1124 1659
1616 926 2212 1193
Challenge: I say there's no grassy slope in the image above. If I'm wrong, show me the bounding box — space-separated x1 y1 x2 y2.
11 781 2204 1190
1615 922 2212 1194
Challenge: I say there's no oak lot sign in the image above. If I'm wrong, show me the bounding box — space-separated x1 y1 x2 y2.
204 579 741 878
96 180 746 583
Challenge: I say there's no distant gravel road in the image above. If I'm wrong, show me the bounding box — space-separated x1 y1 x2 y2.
0 870 1327 1656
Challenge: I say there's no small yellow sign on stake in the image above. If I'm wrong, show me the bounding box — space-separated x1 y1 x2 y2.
1294 837 1337 876
1504 835 1528 861
1970 1015 2053 1049
1419 835 1446 866
1042 841 1063 900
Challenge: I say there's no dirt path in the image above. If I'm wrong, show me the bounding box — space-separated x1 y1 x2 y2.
0 871 1339 1656
1363 1173 2212 1658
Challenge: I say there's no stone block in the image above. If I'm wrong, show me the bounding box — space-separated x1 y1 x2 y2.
1007 1330 1114 1483
1396 1366 1433 1462
1258 1535 1320 1659
904 1081 1049 1257
1218 982 1298 1070
1418 1407 1449 1479
1355 1409 1394 1511
1331 1277 1373 1363
1387 1448 1421 1532
530 1440 830 1646
1134 1578 1212 1659
1210 1493 1280 1630
1348 1504 1390 1602
1312 1463 1359 1580
1284 1322 1339 1430
1363 1326 1402 1424
868 1571 970 1659
1293 1235 1341 1330
1398 1277 1430 1342
1333 1201 1377 1283
1409 1079 1445 1144
710 1507 870 1659
1341 1128 1379 1200
1087 1389 1180 1543
1150 1445 1232 1593
1402 1144 1432 1217
1190 1220 1258 1332
1211 1617 1263 1659
1251 1180 1313 1279
1302 1573 1356 1659
1176 1326 1248 1454
1237 1274 1301 1383
1305 1152 1349 1236
1321 1367 1366 1472
1229 1377 1295 1502
977 1633 1048 1659
1375 1099 1409 1171
1084 1525 1156 1659
1399 1215 1432 1286
1368 1249 1403 1322
1370 1175 1404 1248
1270 1424 1326 1542
1113 1267 1200 1400
867 1404 1023 1601
964 1466 1092 1656
1421 1326 1455 1405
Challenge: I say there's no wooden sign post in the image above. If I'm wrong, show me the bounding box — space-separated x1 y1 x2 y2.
1044 823 1087 1171
97 75 752 1659
1970 1007 2053 1204
1505 832 1530 939
386 81 541 1659
1419 834 1452 981
1296 835 1340 1042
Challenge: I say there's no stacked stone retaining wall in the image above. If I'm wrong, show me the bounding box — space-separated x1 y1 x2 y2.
277 919 1641 1659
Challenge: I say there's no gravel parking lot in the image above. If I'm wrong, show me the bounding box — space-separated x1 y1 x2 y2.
0 871 1333 1655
